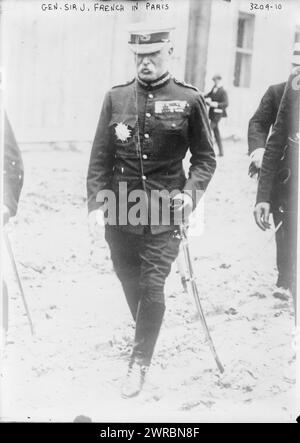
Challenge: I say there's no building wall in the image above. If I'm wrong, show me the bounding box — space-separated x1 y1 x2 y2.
4 0 298 144
185 0 212 91
204 0 300 139
2 0 190 143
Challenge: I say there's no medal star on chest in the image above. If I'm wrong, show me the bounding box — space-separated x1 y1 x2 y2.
115 122 132 142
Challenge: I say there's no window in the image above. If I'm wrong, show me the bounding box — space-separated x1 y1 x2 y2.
234 13 255 88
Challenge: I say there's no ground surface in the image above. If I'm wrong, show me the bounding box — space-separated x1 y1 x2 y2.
1 140 298 422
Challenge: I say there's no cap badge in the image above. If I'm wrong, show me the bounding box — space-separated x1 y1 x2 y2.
115 122 132 142
139 34 151 42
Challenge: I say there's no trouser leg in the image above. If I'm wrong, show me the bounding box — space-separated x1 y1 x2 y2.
131 229 181 366
210 118 223 156
284 210 297 315
273 209 289 289
132 299 165 367
105 226 181 365
105 226 141 320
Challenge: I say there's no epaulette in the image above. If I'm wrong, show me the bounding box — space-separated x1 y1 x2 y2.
173 78 199 92
112 78 135 89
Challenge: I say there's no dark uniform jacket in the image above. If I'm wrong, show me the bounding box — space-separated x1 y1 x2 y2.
205 86 228 119
3 113 24 217
256 68 300 205
248 82 286 155
87 73 216 234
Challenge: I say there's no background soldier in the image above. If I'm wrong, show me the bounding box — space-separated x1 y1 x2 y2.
254 66 300 314
2 113 24 335
249 43 300 300
87 24 216 398
205 74 228 157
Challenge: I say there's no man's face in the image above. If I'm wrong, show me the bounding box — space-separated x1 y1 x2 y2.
213 78 221 87
135 45 173 81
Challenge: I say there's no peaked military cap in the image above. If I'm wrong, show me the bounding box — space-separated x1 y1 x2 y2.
127 23 175 55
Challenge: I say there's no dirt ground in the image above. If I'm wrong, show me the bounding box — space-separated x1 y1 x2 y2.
1 139 298 422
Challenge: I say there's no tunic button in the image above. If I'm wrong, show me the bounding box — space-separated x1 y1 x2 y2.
146 113 151 118
148 94 153 99
144 133 149 139
171 123 176 128
142 175 147 180
142 154 148 159
12 161 16 166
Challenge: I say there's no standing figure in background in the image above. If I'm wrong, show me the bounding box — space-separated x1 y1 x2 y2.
249 43 300 300
254 66 300 313
205 74 229 157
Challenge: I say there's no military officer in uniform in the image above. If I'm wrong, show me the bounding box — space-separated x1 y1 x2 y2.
87 25 216 397
249 43 300 300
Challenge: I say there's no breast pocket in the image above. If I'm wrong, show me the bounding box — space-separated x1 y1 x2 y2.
153 111 189 158
154 112 188 133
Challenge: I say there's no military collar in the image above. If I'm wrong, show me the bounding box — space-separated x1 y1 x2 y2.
137 72 171 90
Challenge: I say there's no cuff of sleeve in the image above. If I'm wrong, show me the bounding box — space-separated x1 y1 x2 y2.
87 201 104 214
249 148 265 160
256 193 271 205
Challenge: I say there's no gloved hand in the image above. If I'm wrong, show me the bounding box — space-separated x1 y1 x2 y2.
171 192 193 224
249 148 265 177
3 205 11 225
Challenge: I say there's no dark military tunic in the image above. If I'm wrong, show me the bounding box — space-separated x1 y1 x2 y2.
3 113 24 217
87 72 216 234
